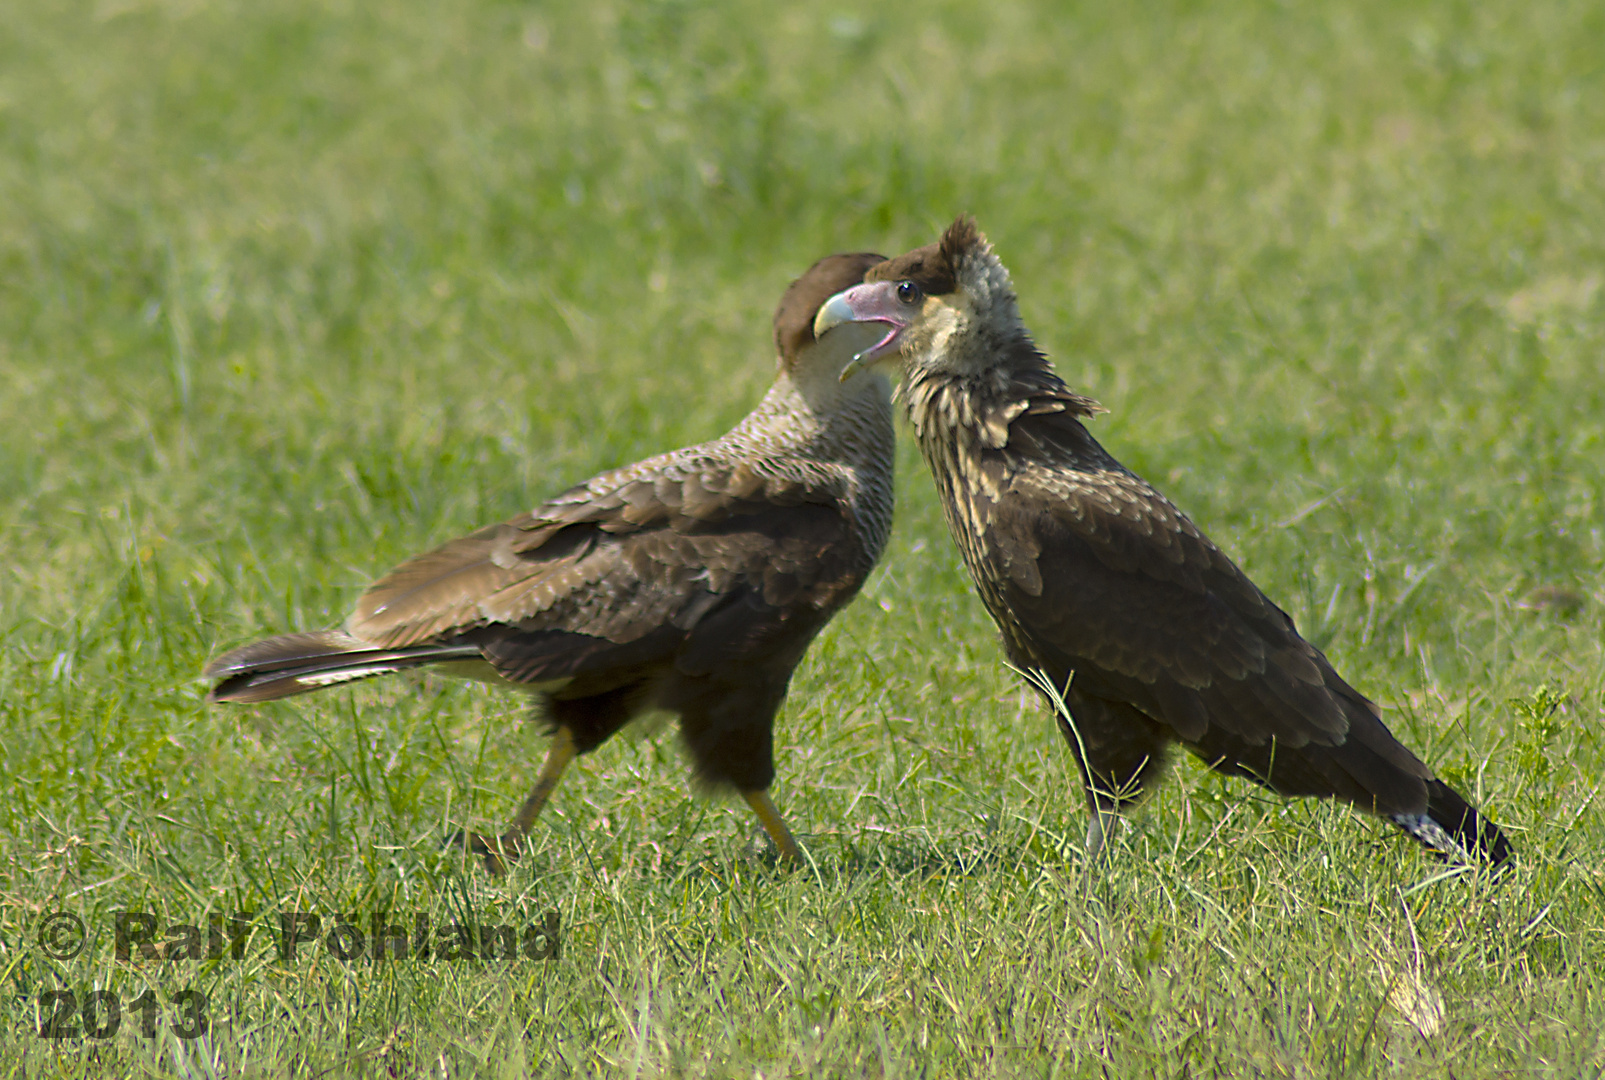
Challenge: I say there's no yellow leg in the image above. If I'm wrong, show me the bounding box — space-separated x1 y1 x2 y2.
471 728 578 875
742 789 803 863
507 727 578 837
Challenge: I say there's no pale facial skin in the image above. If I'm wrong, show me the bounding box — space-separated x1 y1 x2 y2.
815 279 982 383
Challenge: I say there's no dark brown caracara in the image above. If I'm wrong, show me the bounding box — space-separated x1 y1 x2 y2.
207 252 895 871
814 218 1512 867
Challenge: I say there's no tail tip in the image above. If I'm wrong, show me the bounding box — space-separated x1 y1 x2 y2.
1393 803 1514 871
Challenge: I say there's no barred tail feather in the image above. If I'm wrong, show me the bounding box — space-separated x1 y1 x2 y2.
205 630 481 704
1391 779 1513 868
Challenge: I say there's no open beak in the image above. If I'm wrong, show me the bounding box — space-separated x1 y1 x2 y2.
814 283 909 381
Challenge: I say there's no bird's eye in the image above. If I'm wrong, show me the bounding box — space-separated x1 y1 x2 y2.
896 281 923 305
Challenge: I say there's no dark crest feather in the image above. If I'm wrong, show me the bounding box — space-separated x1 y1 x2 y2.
773 252 885 362
864 214 985 297
939 215 983 269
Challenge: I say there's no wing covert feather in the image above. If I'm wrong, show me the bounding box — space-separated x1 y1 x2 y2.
346 459 863 656
975 426 1356 749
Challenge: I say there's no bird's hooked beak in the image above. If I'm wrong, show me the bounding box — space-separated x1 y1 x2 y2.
814 282 910 382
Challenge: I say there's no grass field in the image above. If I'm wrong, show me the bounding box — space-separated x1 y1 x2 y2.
4 0 1605 1074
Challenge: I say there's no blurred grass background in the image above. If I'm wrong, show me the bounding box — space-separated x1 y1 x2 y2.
2 0 1603 1074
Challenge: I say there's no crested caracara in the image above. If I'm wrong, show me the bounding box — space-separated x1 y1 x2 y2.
814 217 1511 867
207 251 895 871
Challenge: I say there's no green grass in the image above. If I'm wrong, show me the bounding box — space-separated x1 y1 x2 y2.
3 0 1604 1074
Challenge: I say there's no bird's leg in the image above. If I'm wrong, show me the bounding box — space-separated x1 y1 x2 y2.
1052 701 1120 859
507 727 579 837
1049 692 1167 859
1082 805 1122 858
467 728 577 875
1083 762 1151 857
741 789 803 863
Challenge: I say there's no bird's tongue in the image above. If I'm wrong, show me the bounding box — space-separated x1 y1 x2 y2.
856 324 903 363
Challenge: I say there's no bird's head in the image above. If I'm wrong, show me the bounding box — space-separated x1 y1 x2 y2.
812 216 1039 385
772 250 892 397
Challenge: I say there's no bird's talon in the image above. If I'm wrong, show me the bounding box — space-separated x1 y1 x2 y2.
445 829 522 876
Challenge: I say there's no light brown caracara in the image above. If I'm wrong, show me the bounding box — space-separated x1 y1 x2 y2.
814 217 1511 867
207 252 894 871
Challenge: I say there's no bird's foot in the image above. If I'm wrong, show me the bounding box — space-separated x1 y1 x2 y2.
444 829 524 876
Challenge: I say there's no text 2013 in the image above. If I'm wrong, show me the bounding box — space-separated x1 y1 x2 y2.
36 989 209 1040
